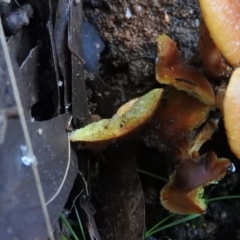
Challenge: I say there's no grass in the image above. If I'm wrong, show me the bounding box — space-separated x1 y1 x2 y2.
60 214 79 240
137 168 168 182
74 206 86 240
60 169 240 239
144 194 240 239
144 214 201 238
60 206 86 240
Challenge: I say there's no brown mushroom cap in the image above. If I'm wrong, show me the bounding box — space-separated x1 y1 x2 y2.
190 117 219 154
160 152 232 214
198 19 231 77
174 152 232 192
223 68 240 159
199 0 240 67
70 88 163 142
146 87 211 160
156 34 215 106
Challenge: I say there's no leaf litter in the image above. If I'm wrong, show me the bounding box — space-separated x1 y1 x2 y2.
0 4 78 240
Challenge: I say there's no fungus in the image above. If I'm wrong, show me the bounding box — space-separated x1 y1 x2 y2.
199 0 240 67
190 116 219 155
116 98 138 116
198 19 231 77
161 182 205 215
70 88 163 144
145 87 211 160
223 68 240 159
174 152 231 192
160 152 232 214
156 34 215 106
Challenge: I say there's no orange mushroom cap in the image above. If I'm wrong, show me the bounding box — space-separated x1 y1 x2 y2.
145 87 211 160
156 34 215 106
161 183 206 215
199 0 240 67
160 152 232 214
223 68 240 159
190 117 219 154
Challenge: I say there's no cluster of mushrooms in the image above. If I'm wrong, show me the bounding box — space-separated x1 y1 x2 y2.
71 0 240 215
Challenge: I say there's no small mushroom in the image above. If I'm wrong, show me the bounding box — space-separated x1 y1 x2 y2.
156 34 215 106
223 68 240 159
70 88 163 145
144 87 211 160
198 19 231 77
161 182 206 215
160 152 232 214
199 0 240 67
174 152 231 192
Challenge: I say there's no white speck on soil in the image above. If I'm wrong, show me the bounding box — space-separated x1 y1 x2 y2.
125 7 132 19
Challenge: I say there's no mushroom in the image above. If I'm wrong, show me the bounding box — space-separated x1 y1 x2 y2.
156 34 215 106
161 182 205 215
198 19 231 77
144 87 211 160
116 98 138 116
223 68 240 159
160 152 232 214
70 88 163 146
199 0 240 67
199 1 240 159
190 116 219 155
174 152 232 192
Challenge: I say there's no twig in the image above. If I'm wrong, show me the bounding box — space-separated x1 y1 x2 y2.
69 189 83 213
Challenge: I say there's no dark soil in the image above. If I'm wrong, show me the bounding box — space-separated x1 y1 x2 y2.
84 0 200 100
83 0 240 240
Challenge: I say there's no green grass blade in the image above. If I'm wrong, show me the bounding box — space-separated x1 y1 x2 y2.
207 195 240 202
145 213 175 236
137 169 168 182
74 206 86 240
60 214 79 240
145 214 200 238
61 235 69 240
145 195 240 238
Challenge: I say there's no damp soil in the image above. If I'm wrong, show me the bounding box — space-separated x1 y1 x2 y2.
84 0 200 100
83 0 240 240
